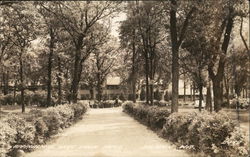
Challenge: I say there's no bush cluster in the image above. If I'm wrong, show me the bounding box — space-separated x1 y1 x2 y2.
122 101 170 129
0 90 56 106
90 100 122 108
0 102 88 157
122 102 249 157
229 99 249 109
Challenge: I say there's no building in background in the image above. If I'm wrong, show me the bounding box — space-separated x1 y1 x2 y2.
78 77 122 100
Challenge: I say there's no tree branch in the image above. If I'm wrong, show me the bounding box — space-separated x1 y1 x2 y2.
177 7 196 48
239 16 249 53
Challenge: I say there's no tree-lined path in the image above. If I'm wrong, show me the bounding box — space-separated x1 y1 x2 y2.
26 108 189 157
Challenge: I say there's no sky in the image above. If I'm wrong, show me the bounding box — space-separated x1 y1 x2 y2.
110 12 127 39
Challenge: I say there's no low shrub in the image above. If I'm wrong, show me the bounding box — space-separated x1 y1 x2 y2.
123 102 249 157
3 115 36 155
153 100 169 107
162 112 195 144
147 106 171 129
119 93 126 101
0 94 15 106
0 102 88 156
71 102 88 120
42 108 63 136
162 111 249 157
56 105 74 128
90 100 122 108
31 90 56 107
122 101 170 130
102 100 113 108
33 118 49 144
218 127 249 156
0 121 16 157
0 90 56 107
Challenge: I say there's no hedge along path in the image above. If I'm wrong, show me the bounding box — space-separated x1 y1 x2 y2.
26 107 189 157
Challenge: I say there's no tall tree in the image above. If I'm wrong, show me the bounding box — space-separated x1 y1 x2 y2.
40 1 121 103
180 6 211 111
37 3 60 107
206 0 246 112
121 1 164 105
163 0 197 112
2 2 38 112
83 34 118 101
119 2 140 103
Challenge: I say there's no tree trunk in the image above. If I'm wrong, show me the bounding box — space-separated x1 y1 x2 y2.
193 83 196 101
226 86 230 108
47 27 54 107
70 51 80 103
223 75 230 108
89 87 94 100
190 84 192 101
210 9 234 112
213 78 223 112
14 80 17 103
19 54 25 113
246 88 248 99
206 80 212 112
198 84 203 112
57 56 62 104
184 74 186 102
145 53 150 105
150 83 153 105
70 34 84 103
170 0 179 113
3 71 9 95
6 71 9 94
149 59 154 106
96 72 103 102
132 37 136 103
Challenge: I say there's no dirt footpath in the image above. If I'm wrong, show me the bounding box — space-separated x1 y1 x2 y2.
26 107 189 157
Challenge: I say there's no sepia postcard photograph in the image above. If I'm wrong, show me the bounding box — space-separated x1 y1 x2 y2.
0 0 249 157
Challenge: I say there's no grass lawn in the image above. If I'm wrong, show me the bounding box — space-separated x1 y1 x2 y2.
0 105 46 119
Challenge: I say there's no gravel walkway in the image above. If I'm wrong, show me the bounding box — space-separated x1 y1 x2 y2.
25 107 189 157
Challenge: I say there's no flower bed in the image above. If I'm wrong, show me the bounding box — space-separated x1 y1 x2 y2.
0 101 88 157
122 102 249 157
